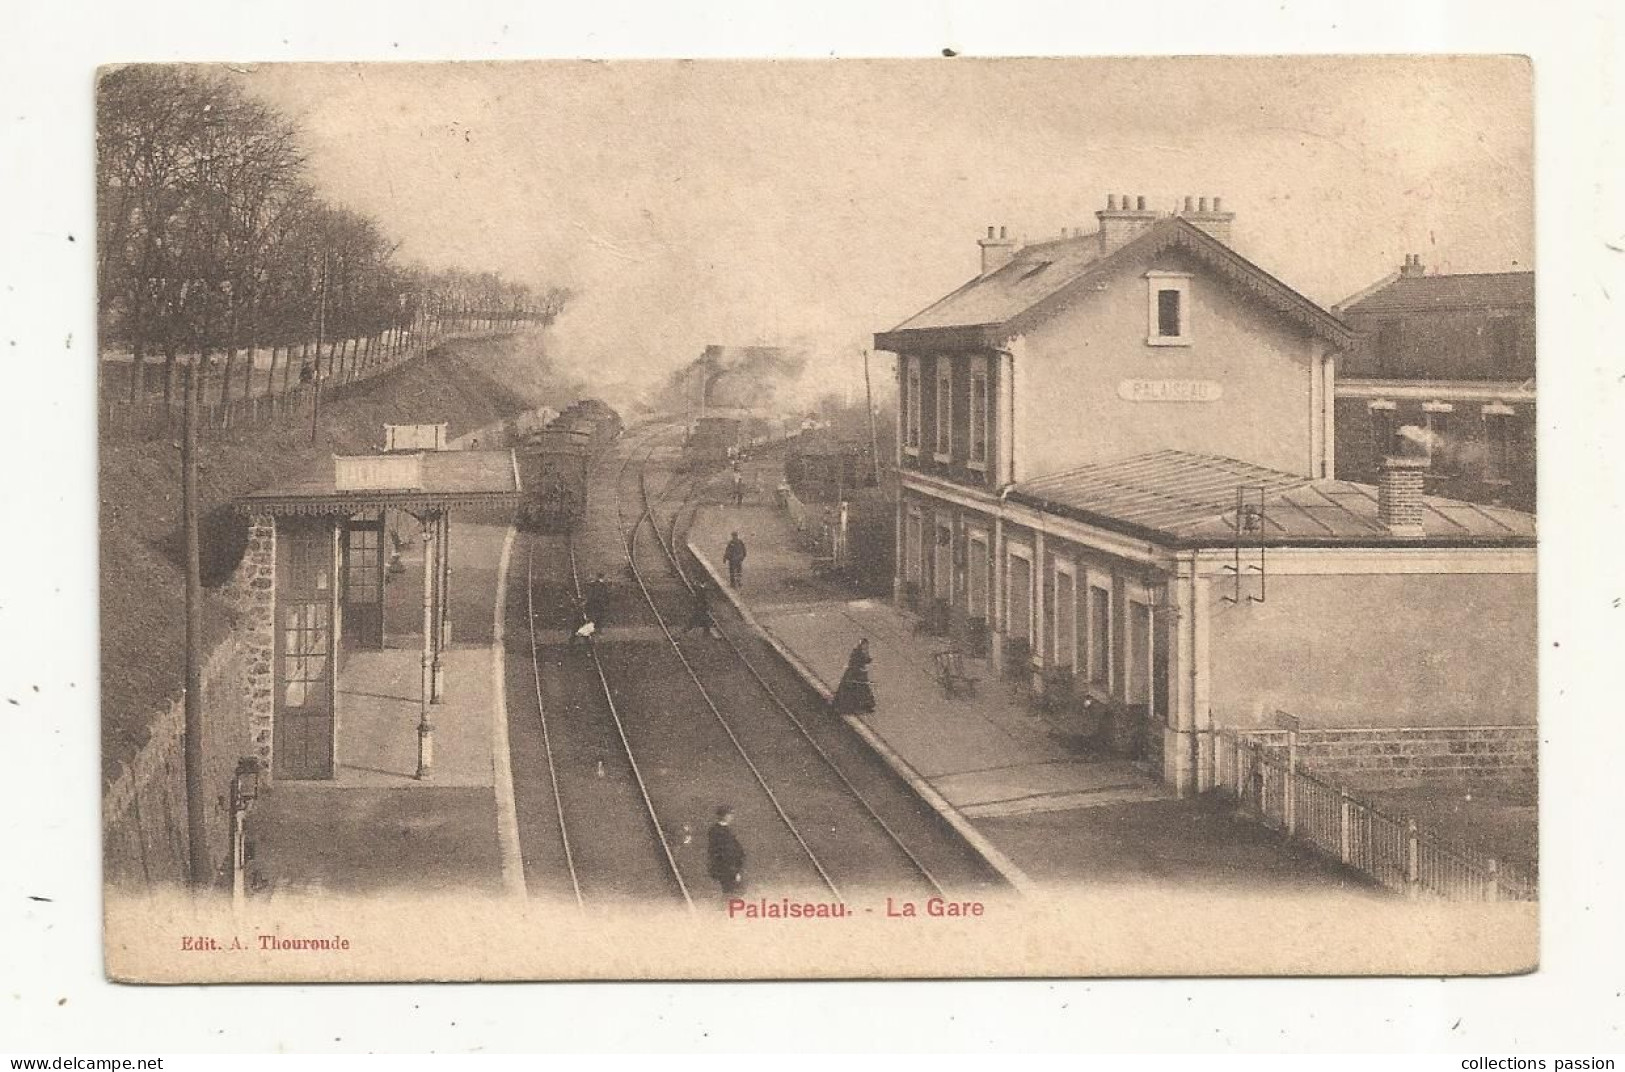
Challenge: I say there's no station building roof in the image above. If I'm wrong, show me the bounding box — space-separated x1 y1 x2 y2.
1341 271 1534 316
875 217 1354 353
236 449 522 516
1009 450 1535 549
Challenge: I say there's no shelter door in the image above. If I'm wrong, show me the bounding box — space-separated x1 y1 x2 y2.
343 519 385 650
1007 554 1032 641
274 524 335 780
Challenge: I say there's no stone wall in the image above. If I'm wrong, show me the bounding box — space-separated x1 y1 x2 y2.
102 521 270 890
1242 726 1537 786
102 640 250 888
237 515 277 776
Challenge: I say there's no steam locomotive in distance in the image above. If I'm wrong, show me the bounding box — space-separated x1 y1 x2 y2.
513 399 622 533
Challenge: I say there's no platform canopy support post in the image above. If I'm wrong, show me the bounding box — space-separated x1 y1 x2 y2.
433 511 450 702
416 510 437 779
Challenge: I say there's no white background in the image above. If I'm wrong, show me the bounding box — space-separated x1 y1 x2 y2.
2 0 1621 1055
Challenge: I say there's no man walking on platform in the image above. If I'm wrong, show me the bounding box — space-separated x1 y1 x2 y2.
723 531 747 588
707 805 745 897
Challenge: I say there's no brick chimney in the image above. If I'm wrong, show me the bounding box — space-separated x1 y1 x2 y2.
1175 194 1236 245
1377 429 1430 537
1095 194 1160 254
1399 253 1425 279
978 225 1017 277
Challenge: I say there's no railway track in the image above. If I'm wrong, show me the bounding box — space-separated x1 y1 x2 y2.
616 425 1005 899
505 421 1004 908
504 525 691 909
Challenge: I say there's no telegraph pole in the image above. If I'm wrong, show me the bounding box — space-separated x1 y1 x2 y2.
182 357 208 888
863 349 881 485
310 251 328 445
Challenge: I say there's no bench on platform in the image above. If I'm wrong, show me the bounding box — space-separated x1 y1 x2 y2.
934 650 980 699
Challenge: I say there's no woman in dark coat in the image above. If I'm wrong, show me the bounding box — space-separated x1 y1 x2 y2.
831 638 875 714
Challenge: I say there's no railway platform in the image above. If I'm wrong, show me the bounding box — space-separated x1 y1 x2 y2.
687 498 1378 897
247 518 523 898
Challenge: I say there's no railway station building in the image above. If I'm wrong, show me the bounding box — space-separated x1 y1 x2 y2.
234 442 521 782
873 195 1537 795
1332 259 1536 512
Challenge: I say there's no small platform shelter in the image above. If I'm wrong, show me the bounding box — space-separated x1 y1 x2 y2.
235 449 521 782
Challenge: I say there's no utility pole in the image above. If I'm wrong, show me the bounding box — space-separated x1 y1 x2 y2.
863 349 881 485
182 357 209 888
310 251 328 445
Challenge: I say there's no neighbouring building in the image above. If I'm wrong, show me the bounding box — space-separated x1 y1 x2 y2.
873 195 1537 794
1334 258 1535 511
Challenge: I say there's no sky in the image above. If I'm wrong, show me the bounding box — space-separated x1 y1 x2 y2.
241 57 1533 401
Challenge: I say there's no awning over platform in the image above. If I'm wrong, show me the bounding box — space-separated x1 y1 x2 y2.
236 450 523 516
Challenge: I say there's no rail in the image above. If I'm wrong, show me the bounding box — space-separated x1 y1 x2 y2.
611 430 844 900
563 516 695 911
646 452 951 899
524 543 583 907
1215 729 1536 901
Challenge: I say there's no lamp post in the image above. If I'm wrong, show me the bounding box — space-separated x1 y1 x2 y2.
229 756 264 909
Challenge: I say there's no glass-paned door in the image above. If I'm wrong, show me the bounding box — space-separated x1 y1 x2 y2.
343 520 385 649
275 523 335 779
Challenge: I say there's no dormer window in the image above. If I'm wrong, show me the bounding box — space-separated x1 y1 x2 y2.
1145 270 1193 346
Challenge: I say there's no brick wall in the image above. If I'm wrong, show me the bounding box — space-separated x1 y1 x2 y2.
1241 726 1537 786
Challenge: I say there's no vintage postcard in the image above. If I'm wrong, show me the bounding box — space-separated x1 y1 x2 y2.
99 56 1537 982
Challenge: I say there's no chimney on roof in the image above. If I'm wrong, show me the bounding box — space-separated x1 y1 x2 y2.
1175 193 1236 246
1377 429 1431 537
1399 252 1426 279
978 224 1018 277
1095 193 1160 254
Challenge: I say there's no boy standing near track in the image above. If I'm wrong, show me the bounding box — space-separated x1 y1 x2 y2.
680 579 714 637
707 805 745 897
585 572 611 633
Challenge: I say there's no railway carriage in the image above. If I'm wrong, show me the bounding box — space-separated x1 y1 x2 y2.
515 399 622 532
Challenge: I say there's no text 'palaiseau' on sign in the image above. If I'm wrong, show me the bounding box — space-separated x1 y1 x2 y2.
1117 379 1224 403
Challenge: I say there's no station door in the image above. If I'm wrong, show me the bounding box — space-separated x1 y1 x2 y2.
274 523 335 779
342 518 385 650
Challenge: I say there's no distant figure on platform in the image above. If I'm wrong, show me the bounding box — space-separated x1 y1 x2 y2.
706 806 745 897
298 363 314 385
731 468 745 507
831 638 875 714
681 579 714 637
585 572 611 632
723 532 747 588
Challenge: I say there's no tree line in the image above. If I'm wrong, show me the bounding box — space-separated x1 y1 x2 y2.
97 65 570 408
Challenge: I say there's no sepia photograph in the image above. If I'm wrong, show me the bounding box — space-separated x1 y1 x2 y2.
93 55 1541 982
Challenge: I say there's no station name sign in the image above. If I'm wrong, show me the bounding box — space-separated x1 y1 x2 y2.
1117 379 1224 403
335 453 424 491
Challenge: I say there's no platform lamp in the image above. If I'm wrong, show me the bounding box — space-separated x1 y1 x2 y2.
229 756 264 909
1145 573 1183 623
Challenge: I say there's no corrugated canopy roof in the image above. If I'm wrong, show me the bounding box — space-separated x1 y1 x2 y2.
237 450 522 516
1010 450 1535 547
1343 272 1534 315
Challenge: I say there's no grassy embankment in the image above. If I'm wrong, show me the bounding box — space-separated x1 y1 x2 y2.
100 332 581 784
